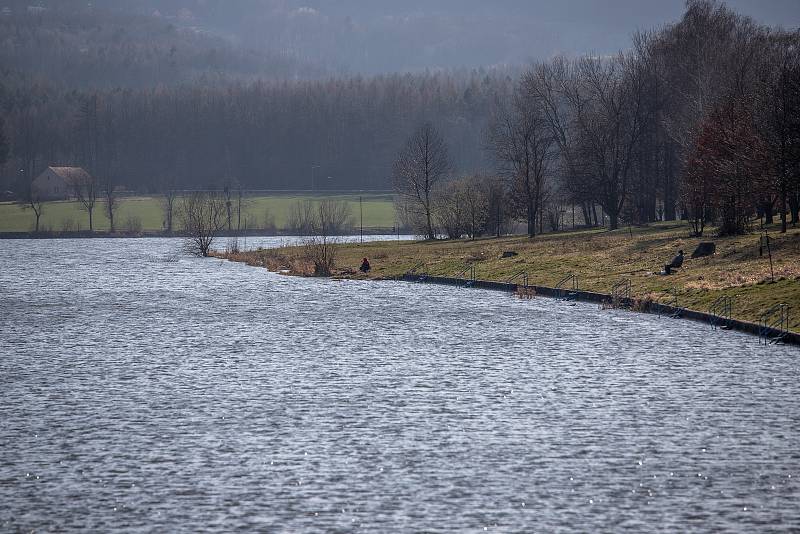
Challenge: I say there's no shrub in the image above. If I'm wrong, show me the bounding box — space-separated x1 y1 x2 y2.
124 215 144 233
60 218 81 233
302 236 338 276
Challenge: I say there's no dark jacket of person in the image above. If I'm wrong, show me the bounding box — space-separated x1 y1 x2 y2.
359 258 371 273
669 251 685 269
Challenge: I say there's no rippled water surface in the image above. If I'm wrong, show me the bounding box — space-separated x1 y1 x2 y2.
1 238 799 532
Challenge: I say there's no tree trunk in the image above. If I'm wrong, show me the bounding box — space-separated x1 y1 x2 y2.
426 207 434 241
539 198 544 235
88 209 93 232
664 144 677 221
496 203 501 238
664 194 676 221
471 212 476 240
647 194 657 223
527 201 535 238
609 210 619 231
780 183 787 234
35 213 40 233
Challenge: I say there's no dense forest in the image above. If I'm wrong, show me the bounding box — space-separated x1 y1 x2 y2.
0 0 798 236
1 69 509 192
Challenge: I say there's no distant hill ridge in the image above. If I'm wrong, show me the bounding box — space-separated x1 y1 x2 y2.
0 1 328 88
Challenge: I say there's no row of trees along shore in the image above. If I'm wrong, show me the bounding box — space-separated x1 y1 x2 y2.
394 1 800 239
13 181 355 239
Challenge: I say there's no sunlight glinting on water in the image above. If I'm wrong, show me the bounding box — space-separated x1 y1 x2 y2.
0 238 798 531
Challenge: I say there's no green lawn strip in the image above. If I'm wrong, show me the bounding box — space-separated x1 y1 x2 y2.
0 194 397 233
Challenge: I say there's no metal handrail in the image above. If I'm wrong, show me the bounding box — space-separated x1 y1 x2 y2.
759 303 789 345
555 273 578 300
454 264 476 281
709 295 733 330
611 279 631 301
657 288 683 318
507 271 529 287
555 273 578 290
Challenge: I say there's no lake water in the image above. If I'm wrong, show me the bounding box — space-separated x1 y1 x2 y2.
1 237 798 532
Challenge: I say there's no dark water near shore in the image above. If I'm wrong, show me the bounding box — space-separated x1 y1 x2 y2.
1 238 798 532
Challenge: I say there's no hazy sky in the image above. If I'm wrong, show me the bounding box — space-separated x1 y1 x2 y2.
109 0 800 73
217 0 800 71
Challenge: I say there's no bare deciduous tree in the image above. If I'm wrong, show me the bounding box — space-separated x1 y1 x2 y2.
756 30 800 233
568 53 648 230
435 183 468 240
223 182 234 231
488 87 555 237
524 58 595 226
288 199 352 236
298 199 352 276
103 175 120 233
545 185 570 232
393 122 451 240
262 208 277 234
314 199 353 236
70 171 98 232
77 94 100 231
303 237 338 277
460 176 490 239
21 177 45 233
161 178 178 234
681 86 771 237
235 182 249 232
481 175 512 237
436 176 490 240
287 199 315 235
179 191 227 257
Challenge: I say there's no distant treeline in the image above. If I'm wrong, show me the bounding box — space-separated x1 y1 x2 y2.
0 1 328 87
0 69 508 193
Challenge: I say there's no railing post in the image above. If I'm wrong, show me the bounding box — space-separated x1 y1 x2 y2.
710 295 733 331
760 303 790 345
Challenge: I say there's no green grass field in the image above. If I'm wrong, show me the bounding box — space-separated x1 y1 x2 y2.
0 194 397 233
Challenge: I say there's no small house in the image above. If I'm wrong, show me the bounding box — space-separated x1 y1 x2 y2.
32 167 91 200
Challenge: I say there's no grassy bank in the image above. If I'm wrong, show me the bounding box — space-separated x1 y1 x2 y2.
0 194 397 233
221 222 800 332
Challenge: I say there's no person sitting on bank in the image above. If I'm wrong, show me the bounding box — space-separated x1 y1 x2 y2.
359 257 371 273
664 250 684 275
